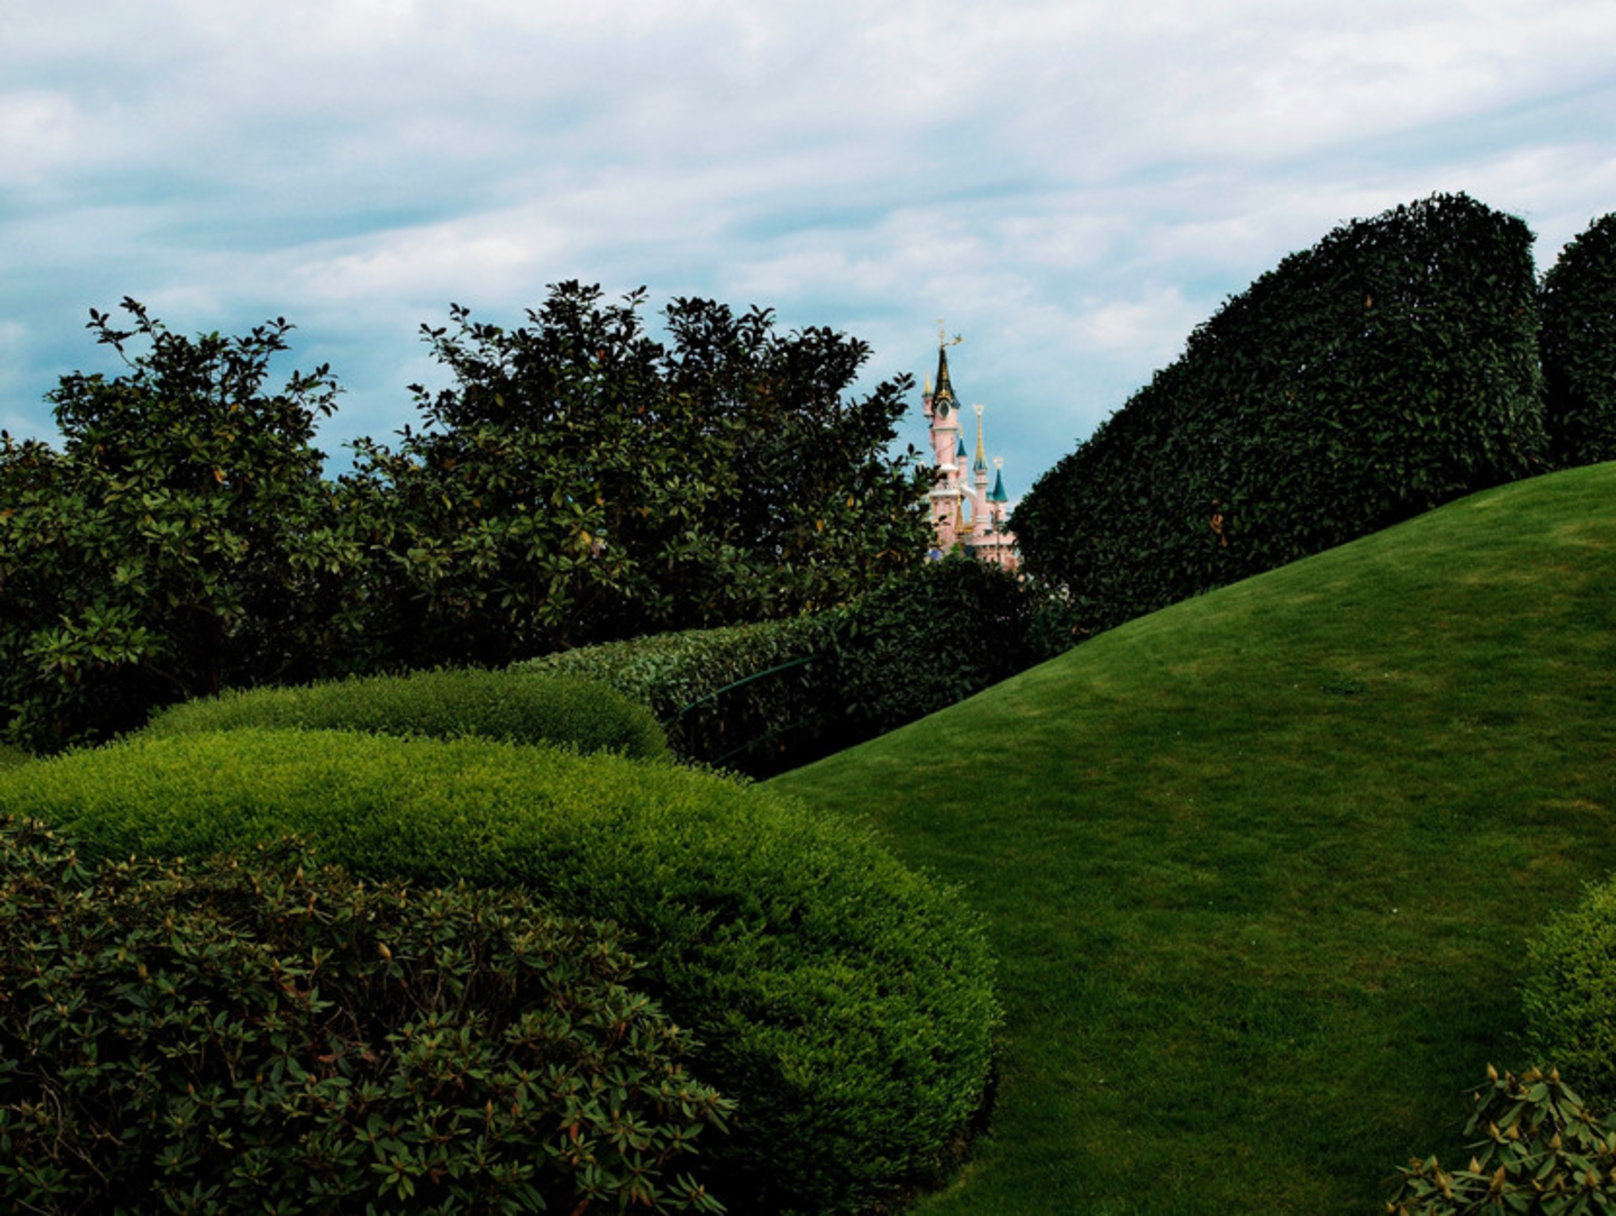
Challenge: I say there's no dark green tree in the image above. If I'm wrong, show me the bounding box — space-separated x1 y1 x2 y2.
1540 212 1616 467
345 283 930 666
0 300 359 750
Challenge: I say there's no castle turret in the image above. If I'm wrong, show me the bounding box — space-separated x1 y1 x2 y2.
920 332 1018 572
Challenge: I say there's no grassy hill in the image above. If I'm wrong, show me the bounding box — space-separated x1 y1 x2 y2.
770 462 1616 1214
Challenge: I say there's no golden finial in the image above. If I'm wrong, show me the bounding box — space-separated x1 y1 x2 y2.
935 319 964 349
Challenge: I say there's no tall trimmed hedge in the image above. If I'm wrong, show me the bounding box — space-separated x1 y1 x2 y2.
1015 192 1547 637
1541 212 1616 467
0 730 1000 1216
141 667 668 759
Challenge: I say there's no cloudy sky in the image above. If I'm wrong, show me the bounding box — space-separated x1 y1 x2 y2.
5 1 1616 501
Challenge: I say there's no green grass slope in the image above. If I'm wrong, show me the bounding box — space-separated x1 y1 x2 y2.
770 462 1616 1214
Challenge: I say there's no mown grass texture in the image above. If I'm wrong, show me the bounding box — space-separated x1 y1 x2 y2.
770 462 1616 1214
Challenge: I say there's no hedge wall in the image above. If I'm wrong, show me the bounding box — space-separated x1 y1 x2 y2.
1014 192 1547 636
520 618 829 773
522 556 1043 776
1541 212 1616 468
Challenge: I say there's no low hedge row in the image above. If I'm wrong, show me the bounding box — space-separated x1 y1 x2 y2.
0 730 1000 1215
0 816 728 1214
519 617 830 773
523 556 1043 775
141 667 668 760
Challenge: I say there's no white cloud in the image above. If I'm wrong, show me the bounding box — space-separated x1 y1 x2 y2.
3 0 1615 487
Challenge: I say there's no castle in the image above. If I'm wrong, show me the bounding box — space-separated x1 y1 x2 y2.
922 335 1018 571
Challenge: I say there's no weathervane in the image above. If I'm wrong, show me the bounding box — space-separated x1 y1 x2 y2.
936 319 964 349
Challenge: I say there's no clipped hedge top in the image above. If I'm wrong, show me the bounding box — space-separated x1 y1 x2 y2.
0 729 998 1214
518 617 827 724
140 667 668 760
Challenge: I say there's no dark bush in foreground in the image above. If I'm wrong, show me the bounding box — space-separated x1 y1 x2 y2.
1388 1066 1616 1214
141 667 668 759
0 816 729 1215
1521 876 1616 1104
0 731 1001 1215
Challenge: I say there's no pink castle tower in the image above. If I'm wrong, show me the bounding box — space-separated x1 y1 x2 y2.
921 332 1018 572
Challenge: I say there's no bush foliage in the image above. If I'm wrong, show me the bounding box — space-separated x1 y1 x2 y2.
1522 875 1616 1105
0 730 1000 1215
0 301 358 753
142 667 668 760
828 553 1041 737
0 816 729 1215
521 617 829 773
1540 212 1616 468
1014 192 1547 637
523 555 1042 775
340 284 930 667
1 289 929 752
1388 1066 1616 1215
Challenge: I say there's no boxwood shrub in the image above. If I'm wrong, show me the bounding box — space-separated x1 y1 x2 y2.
0 730 1000 1216
141 667 667 760
1521 875 1616 1103
0 816 729 1215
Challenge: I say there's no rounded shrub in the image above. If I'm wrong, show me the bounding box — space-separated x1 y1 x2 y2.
140 667 668 760
1521 876 1616 1102
0 730 1000 1215
0 816 729 1215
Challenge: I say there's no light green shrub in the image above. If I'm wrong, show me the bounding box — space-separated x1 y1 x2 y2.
1522 876 1616 1102
0 730 1000 1215
141 667 667 759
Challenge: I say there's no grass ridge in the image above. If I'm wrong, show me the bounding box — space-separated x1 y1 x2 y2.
771 462 1616 1214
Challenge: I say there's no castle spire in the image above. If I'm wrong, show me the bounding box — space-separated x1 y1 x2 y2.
973 404 988 475
933 323 962 416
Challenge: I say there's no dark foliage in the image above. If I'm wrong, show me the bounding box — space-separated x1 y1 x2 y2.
0 300 358 752
342 283 931 666
1541 212 1616 467
0 816 730 1214
1014 192 1547 637
827 554 1042 738
524 555 1043 776
520 617 832 775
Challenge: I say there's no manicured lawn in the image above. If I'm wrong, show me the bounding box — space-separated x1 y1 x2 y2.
770 463 1616 1213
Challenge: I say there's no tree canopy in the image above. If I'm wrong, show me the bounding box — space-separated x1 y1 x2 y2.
0 289 931 749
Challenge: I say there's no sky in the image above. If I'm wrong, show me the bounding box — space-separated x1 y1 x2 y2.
5 0 1616 506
